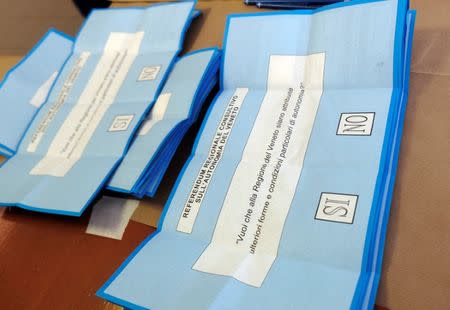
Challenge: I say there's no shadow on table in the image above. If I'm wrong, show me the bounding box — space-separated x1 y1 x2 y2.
73 0 111 17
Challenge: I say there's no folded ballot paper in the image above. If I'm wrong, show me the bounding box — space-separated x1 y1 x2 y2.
0 30 72 157
0 1 196 215
107 48 221 198
99 0 415 309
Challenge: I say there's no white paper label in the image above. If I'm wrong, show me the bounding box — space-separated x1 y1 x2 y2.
193 53 325 287
138 93 172 136
177 88 249 234
30 32 144 177
30 71 58 108
86 197 140 240
27 52 90 153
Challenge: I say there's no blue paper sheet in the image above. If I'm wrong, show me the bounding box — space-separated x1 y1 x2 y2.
0 1 196 215
107 47 221 198
98 0 415 309
0 30 72 157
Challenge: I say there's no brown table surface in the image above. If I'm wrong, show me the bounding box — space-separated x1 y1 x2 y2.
0 207 152 310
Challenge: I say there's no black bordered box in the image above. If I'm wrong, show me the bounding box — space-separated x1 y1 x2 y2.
315 192 358 224
108 114 135 132
137 65 162 81
336 112 375 136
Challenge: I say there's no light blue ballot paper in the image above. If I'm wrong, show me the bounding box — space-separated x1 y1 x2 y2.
0 30 73 157
0 1 196 215
107 48 221 198
99 0 415 309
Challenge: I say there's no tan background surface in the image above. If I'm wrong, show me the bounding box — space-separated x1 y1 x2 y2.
0 0 449 309
0 0 84 55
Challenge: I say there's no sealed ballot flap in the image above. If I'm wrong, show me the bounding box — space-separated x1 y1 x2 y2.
99 1 415 309
0 1 196 215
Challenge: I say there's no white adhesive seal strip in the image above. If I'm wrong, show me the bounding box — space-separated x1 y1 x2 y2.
138 93 172 136
193 53 325 287
86 197 140 240
30 71 58 108
30 32 144 176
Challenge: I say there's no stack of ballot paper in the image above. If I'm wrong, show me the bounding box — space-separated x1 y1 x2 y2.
98 0 416 309
107 48 221 198
0 1 204 215
86 46 220 237
0 30 72 157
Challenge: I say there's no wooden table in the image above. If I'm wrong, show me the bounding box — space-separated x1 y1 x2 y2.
0 207 153 309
